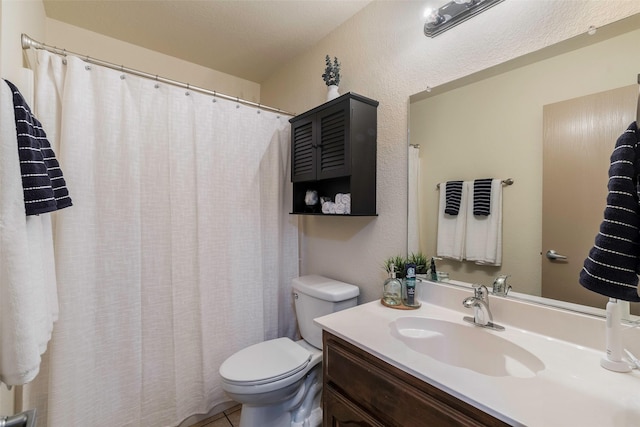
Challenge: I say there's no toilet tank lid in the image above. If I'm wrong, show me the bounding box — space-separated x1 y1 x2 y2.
292 275 359 302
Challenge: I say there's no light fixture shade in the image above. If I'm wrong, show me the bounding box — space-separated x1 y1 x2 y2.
424 0 504 38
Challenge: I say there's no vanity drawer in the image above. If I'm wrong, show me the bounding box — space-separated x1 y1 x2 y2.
323 331 509 427
324 385 386 427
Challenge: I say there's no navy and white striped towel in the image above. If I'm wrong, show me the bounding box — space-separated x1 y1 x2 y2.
444 181 463 216
4 80 72 216
473 178 493 216
579 122 640 302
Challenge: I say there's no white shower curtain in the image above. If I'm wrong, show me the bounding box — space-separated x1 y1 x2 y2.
22 50 298 427
408 145 420 254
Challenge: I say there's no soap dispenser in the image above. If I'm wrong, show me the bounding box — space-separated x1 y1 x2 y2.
429 257 438 281
382 263 402 306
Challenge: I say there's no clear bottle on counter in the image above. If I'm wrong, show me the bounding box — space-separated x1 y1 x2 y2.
382 263 402 306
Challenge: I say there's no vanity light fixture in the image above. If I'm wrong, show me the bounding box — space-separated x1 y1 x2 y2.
424 0 504 38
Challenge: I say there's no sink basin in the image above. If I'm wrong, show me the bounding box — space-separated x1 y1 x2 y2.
390 316 545 378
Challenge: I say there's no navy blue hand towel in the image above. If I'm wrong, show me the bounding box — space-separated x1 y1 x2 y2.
473 178 493 216
444 181 463 216
4 80 72 215
579 122 640 302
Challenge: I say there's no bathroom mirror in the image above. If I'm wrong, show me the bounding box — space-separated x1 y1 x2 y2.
408 13 640 316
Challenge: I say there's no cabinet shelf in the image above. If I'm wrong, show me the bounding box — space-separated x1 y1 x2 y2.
290 92 378 216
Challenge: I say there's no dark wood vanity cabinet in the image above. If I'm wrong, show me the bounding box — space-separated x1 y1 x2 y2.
323 331 510 427
290 92 378 215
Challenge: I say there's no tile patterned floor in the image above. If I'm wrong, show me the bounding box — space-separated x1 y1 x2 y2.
188 405 241 427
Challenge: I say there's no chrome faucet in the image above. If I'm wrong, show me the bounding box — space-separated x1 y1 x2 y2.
462 285 504 331
491 274 511 296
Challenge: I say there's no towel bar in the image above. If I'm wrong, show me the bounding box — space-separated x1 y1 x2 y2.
436 178 514 189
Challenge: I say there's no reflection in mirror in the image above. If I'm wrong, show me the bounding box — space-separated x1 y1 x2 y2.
408 13 640 316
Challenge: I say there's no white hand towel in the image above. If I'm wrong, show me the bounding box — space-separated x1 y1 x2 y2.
334 202 346 214
465 179 502 266
322 202 333 214
0 82 58 386
341 193 351 214
436 181 468 261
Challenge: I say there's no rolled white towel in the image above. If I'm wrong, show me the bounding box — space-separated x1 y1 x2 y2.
329 203 336 214
341 193 351 205
334 193 344 204
322 202 333 214
334 203 346 214
345 203 351 214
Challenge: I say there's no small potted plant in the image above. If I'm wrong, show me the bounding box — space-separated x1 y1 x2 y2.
322 55 341 101
408 252 428 275
383 255 407 279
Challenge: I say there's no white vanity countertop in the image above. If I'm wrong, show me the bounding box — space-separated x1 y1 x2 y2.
314 283 640 427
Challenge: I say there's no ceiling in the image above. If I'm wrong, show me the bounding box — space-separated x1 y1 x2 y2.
42 0 372 83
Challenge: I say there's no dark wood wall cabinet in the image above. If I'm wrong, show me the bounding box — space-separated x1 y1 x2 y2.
290 92 378 216
323 331 510 427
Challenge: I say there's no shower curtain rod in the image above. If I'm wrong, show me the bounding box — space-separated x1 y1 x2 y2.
20 33 294 117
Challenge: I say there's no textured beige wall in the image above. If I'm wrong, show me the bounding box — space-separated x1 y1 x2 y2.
44 18 261 102
260 1 640 304
0 0 45 93
411 26 640 297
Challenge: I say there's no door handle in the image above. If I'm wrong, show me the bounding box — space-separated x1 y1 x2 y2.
546 250 567 260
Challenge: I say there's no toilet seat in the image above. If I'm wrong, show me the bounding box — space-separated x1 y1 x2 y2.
220 337 312 386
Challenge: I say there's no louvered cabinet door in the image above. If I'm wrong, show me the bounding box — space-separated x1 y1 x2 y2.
291 116 316 183
316 102 350 180
289 92 378 215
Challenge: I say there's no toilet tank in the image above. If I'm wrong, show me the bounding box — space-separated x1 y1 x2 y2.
292 275 359 349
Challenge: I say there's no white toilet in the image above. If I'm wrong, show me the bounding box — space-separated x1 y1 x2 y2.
219 275 359 427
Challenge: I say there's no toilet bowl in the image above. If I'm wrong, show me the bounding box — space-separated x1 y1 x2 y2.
219 275 359 427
